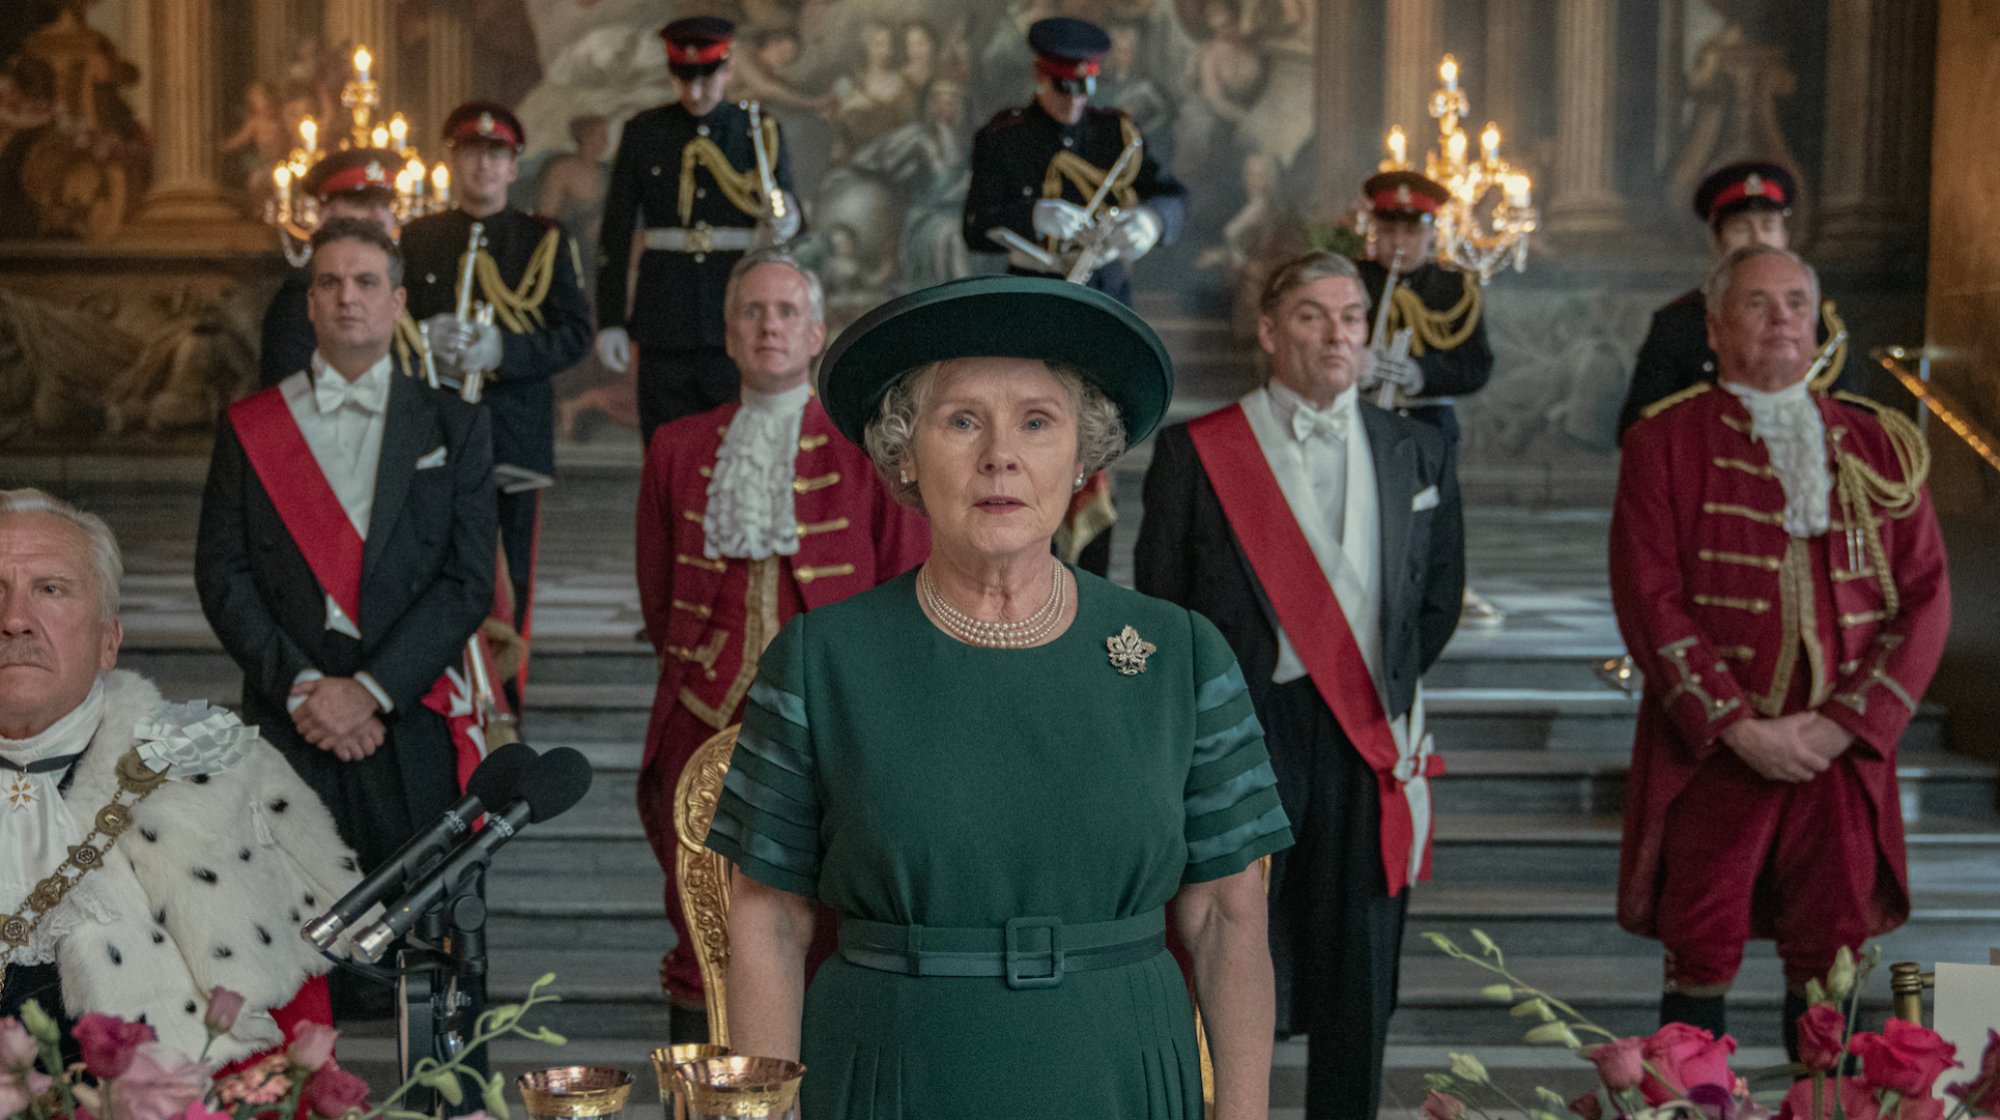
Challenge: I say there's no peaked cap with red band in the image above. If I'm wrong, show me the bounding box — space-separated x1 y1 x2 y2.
1363 170 1450 219
1693 160 1796 224
662 16 736 69
442 100 525 153
300 147 402 201
1028 17 1110 79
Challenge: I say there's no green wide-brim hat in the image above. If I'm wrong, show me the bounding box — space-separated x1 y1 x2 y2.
817 276 1173 448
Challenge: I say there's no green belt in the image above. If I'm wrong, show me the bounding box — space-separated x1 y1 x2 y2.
837 909 1166 990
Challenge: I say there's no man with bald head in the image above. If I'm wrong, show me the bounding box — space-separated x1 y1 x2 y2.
1 489 358 1061
1611 244 1949 1054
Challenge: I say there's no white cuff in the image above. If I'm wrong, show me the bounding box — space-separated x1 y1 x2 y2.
354 672 394 713
288 669 325 714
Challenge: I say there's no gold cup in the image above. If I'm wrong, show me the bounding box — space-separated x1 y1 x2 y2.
672 1056 806 1120
649 1044 730 1120
517 1066 635 1120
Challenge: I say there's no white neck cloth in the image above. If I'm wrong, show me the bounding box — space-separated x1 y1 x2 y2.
704 384 811 560
1723 378 1831 538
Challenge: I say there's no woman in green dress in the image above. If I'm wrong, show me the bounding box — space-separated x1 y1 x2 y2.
706 276 1293 1119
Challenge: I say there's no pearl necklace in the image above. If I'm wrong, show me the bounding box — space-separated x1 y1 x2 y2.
919 561 1068 648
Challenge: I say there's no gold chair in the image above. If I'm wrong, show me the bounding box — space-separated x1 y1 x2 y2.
673 725 742 1046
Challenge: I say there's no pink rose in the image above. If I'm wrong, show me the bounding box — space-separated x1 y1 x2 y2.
288 1022 340 1073
1853 1019 1960 1099
214 1054 292 1107
171 1102 234 1120
105 1043 212 1120
1569 1091 1605 1120
1947 1031 2000 1115
73 1014 157 1079
1586 1036 1647 1091
1421 1090 1465 1120
1777 1077 1881 1120
302 1062 371 1119
203 987 246 1034
0 1018 37 1070
1641 1022 1739 1106
1796 1003 1849 1073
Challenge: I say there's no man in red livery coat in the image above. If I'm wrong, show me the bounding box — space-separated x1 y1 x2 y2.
1612 244 1948 1054
634 249 927 1036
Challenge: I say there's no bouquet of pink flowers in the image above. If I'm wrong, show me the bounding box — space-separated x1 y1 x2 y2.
1420 932 2000 1120
0 975 564 1120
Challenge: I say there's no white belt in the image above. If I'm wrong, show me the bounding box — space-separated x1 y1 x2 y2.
643 226 757 253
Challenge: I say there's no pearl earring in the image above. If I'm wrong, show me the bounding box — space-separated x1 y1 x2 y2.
899 470 909 484
1074 473 1086 489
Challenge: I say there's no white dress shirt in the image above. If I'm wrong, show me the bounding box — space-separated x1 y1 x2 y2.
279 352 395 711
704 383 810 560
1721 377 1831 538
1241 383 1381 687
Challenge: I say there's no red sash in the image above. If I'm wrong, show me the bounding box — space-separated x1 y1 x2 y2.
228 388 490 789
1187 404 1435 895
229 391 365 621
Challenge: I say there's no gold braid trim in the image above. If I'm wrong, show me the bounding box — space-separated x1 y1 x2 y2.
1040 116 1141 248
1 749 168 956
678 118 782 224
395 312 428 377
1386 278 1482 356
469 228 561 334
1830 394 1931 621
1643 381 1714 420
1813 300 1849 392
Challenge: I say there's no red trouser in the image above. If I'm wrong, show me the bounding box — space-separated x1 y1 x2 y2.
1655 749 1882 990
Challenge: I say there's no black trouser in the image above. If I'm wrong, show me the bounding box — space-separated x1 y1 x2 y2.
638 344 739 447
1263 677 1409 1120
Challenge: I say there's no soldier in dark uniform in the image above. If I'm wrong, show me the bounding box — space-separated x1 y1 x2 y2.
258 147 426 387
595 17 802 446
401 102 592 695
961 16 1187 575
962 17 1187 308
1352 170 1494 445
1616 160 1850 442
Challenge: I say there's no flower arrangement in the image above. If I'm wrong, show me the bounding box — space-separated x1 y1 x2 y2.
0 975 565 1120
1419 931 2000 1120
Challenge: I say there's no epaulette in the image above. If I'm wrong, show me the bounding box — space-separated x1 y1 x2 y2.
987 108 1029 130
1640 381 1713 420
133 700 259 780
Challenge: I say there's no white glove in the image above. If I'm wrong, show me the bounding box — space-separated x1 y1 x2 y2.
1032 198 1090 242
1105 206 1164 264
422 313 468 362
459 320 503 374
596 326 631 373
1365 349 1425 397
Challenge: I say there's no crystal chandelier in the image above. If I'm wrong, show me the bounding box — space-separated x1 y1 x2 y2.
1377 55 1538 282
265 45 452 263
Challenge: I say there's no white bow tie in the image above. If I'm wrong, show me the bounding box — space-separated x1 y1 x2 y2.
314 370 386 415
1291 401 1351 443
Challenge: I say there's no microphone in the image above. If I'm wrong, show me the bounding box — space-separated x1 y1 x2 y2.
352 747 593 962
302 741 538 950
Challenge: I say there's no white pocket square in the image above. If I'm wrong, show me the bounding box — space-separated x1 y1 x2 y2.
415 446 449 470
1411 485 1440 512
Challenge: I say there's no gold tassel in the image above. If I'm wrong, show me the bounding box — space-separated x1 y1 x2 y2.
677 118 783 224
1387 279 1482 356
464 228 563 334
1830 397 1931 620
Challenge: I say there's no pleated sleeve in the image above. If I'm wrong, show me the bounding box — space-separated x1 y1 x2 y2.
1182 611 1293 883
705 618 822 899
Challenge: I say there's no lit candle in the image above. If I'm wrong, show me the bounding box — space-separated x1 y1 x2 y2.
431 162 450 202
1481 122 1501 161
300 116 318 154
372 124 390 149
1440 55 1459 93
406 156 425 186
389 114 409 149
1386 126 1407 167
1447 130 1467 165
274 165 292 212
354 46 372 83
1506 174 1531 208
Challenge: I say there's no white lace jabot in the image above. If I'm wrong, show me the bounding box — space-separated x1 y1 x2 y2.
704 384 811 561
1722 378 1831 538
0 678 106 965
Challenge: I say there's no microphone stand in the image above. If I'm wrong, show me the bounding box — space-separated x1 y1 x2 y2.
396 867 491 1117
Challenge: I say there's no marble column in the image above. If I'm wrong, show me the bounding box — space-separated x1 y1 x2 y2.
1818 0 1936 258
1546 0 1625 235
1382 0 1443 139
326 0 396 105
426 1 474 144
134 0 240 225
1312 0 1361 206
1482 0 1530 143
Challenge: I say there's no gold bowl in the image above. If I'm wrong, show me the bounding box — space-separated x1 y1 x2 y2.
672 1056 806 1119
517 1066 634 1119
650 1045 730 1120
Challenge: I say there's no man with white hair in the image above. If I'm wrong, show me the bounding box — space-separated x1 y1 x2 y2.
632 249 926 1035
1612 244 1948 1054
0 488 360 1062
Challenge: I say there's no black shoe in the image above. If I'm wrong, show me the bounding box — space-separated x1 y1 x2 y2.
1661 991 1727 1035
